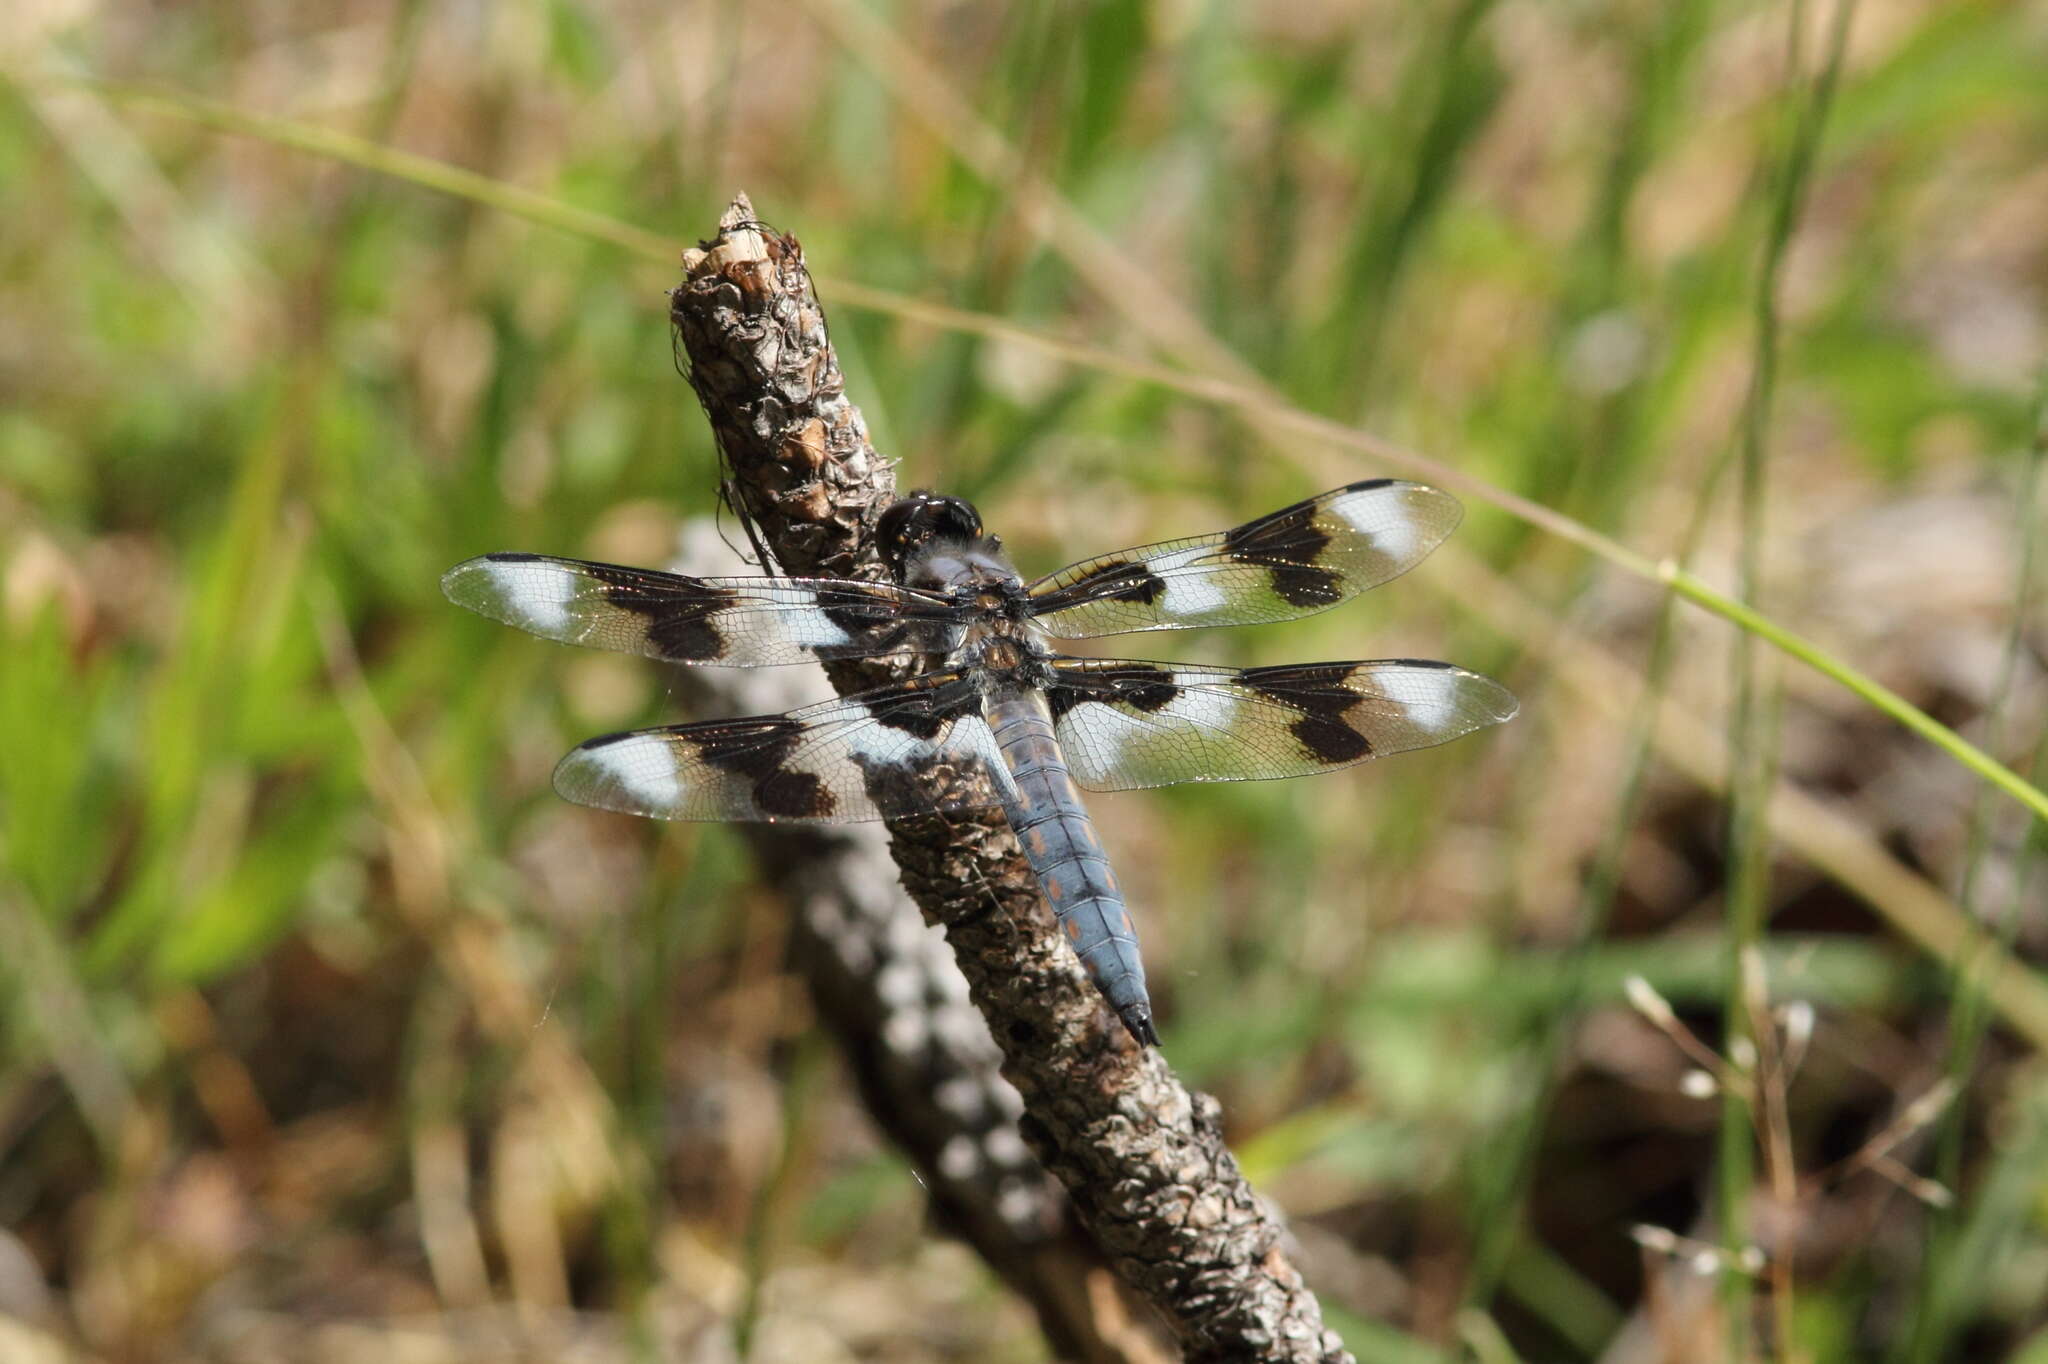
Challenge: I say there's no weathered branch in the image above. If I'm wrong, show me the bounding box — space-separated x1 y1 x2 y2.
664 523 1167 1364
670 195 1351 1363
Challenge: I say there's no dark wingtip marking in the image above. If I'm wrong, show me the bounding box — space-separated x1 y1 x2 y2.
1240 661 1362 701
576 561 733 661
1269 563 1343 607
1293 716 1372 764
481 551 547 563
647 614 726 661
754 769 834 819
1340 477 1399 492
1113 664 1179 713
874 707 946 741
571 730 633 752
1222 502 1336 598
871 676 981 739
1065 559 1165 607
1052 662 1180 719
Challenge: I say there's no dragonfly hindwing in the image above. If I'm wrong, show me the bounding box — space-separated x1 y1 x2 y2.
552 670 1013 823
1045 657 1518 792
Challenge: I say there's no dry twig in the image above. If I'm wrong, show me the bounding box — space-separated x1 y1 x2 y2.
668 195 1350 1363
664 521 1169 1364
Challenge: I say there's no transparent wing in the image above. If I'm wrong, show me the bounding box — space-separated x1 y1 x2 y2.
552 670 1014 823
443 553 964 666
1045 657 1516 792
1025 480 1463 638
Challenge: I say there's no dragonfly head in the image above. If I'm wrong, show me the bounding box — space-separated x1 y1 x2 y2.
877 490 986 578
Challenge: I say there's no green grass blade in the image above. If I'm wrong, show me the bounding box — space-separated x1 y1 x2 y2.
70 76 2048 840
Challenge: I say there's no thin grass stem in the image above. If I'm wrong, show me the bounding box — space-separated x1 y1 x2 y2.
1717 4 1857 1353
66 75 2048 836
1898 364 2048 1362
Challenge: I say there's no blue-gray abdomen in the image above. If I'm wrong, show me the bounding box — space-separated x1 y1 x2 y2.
987 690 1158 1046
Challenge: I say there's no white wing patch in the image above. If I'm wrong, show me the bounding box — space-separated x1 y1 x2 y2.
780 610 855 650
446 556 580 637
1149 547 1233 618
1330 482 1436 565
576 733 690 812
1052 673 1251 788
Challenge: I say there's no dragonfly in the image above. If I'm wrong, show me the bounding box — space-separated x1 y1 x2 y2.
444 480 1516 1047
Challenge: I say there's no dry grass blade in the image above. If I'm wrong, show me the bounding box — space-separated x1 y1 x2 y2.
64 57 2047 1079
0 887 133 1157
10 6 2045 1357
63 74 2048 830
786 0 2047 831
1720 1 1859 1348
1429 549 2048 1051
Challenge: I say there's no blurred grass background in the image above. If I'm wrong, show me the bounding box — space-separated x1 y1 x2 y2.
2 0 2046 1359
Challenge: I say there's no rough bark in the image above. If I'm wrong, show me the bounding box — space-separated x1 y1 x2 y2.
663 523 1168 1364
669 194 1352 1364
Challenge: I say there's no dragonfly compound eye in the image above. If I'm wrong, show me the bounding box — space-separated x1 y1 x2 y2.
878 491 985 572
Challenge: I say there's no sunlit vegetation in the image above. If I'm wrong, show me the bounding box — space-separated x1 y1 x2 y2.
2 1 2044 1358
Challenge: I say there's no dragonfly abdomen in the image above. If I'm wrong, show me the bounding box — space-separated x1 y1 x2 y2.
988 690 1159 1047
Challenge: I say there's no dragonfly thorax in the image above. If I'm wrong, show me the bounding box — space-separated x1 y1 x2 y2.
960 630 1051 678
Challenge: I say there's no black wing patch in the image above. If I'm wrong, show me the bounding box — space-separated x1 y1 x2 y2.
1045 657 1517 791
552 669 1014 823
442 554 965 666
1025 480 1463 638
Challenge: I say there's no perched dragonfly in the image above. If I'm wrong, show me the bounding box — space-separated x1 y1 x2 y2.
444 480 1516 1046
